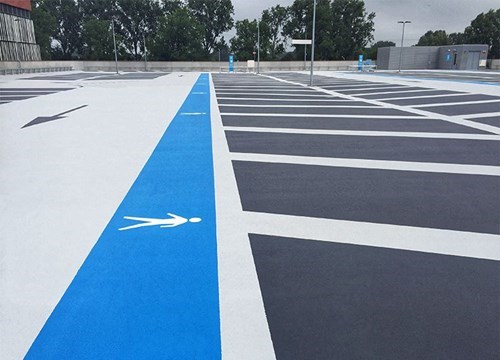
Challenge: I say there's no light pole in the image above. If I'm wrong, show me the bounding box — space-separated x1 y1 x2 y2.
112 19 119 74
257 18 260 74
397 20 411 73
310 0 317 86
140 19 148 71
14 18 21 74
304 26 307 71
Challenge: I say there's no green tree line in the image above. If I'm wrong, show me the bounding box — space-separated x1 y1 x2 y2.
415 9 500 58
31 0 499 61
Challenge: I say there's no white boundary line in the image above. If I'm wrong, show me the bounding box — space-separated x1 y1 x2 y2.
221 112 428 119
210 75 276 360
230 152 500 177
413 99 500 108
223 126 500 141
219 104 380 109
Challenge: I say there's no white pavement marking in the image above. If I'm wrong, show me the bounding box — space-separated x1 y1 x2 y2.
216 88 315 93
219 104 380 109
348 88 438 96
210 75 276 360
230 152 500 177
0 73 200 360
262 74 500 135
412 99 500 108
244 212 500 261
462 111 500 119
221 112 425 119
380 93 473 101
215 92 333 97
118 213 202 231
337 85 409 92
217 97 353 102
223 126 500 141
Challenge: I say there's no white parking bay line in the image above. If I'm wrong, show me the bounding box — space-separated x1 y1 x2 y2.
221 112 425 119
349 88 440 97
413 99 500 108
215 92 334 97
223 126 500 141
382 93 473 101
230 152 500 177
217 97 351 102
461 112 500 119
244 212 500 261
219 104 380 109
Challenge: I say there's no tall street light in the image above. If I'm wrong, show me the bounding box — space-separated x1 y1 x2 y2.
397 20 411 73
310 0 317 86
112 19 119 74
257 18 260 74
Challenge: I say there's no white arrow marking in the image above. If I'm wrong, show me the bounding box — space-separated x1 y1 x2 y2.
118 213 202 231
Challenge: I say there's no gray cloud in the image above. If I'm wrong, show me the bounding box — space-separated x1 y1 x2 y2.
230 0 499 45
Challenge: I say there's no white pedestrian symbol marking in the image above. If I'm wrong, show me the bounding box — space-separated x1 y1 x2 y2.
118 213 202 231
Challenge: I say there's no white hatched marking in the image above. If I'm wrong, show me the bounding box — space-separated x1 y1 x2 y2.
462 112 500 119
413 99 500 108
221 112 425 119
219 104 380 109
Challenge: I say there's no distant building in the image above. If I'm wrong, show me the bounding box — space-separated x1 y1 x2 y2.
0 0 41 61
377 45 489 71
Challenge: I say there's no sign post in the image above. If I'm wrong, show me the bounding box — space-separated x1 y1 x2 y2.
229 54 234 73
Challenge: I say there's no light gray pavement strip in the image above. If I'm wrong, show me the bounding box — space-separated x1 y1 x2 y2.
0 72 199 360
210 76 276 360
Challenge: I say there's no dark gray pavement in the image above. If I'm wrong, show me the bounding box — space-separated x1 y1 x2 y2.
212 72 499 359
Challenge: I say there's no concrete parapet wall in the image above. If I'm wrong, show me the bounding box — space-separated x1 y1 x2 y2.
489 59 500 70
1 60 361 74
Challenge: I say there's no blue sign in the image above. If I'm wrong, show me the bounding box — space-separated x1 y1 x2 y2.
229 54 234 73
358 54 364 71
446 53 452 61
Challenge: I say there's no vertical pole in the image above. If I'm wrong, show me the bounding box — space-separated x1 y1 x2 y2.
257 18 260 74
143 33 148 71
398 21 410 73
310 0 317 86
112 19 119 74
14 18 21 74
304 28 307 71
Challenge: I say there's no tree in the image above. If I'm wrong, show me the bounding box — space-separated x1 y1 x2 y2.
187 0 234 57
464 9 500 59
31 0 57 60
81 19 115 60
114 0 162 60
363 40 395 59
448 32 466 45
283 0 375 60
80 0 116 21
330 0 375 59
35 0 82 59
150 8 204 61
417 30 450 46
261 5 288 60
230 19 260 61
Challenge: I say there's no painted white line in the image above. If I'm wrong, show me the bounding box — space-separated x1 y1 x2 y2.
180 112 206 115
349 88 439 96
221 112 426 119
461 112 500 119
216 88 316 93
230 152 500 177
262 74 500 135
217 97 354 102
381 93 473 101
413 99 500 108
244 212 500 261
219 104 380 109
210 75 276 360
215 92 334 97
340 85 409 92
223 126 500 141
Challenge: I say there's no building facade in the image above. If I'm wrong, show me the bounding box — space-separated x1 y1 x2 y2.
377 45 489 71
0 0 41 61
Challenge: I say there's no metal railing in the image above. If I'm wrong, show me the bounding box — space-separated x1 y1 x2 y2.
0 66 72 75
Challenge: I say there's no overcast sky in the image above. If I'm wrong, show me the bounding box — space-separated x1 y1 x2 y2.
229 0 499 45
